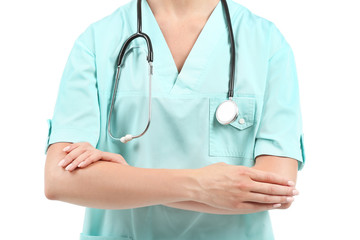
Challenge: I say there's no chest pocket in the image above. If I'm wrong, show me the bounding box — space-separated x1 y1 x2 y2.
209 96 257 159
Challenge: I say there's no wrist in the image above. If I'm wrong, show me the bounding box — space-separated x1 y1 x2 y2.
182 168 206 203
169 168 203 202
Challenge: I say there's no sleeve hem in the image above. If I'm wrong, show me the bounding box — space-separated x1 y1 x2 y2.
44 119 99 155
253 134 306 171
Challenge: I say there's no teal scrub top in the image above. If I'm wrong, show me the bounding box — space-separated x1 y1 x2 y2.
45 0 306 239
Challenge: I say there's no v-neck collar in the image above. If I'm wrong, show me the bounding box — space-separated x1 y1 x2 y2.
129 0 229 94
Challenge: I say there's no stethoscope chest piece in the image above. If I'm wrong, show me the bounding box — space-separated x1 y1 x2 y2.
216 100 239 125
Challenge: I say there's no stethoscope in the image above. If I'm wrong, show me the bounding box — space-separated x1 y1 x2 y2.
108 0 237 143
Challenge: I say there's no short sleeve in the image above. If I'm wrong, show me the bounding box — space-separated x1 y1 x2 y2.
253 23 306 171
44 27 100 154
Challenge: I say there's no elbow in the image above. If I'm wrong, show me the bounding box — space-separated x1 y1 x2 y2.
44 167 61 200
44 177 57 200
44 142 73 200
45 187 56 200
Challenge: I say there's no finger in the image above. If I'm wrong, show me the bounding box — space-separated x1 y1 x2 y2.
114 156 129 165
62 144 72 152
251 182 296 196
101 152 127 165
65 152 91 172
240 202 283 213
77 158 93 168
246 192 294 204
62 142 79 152
120 159 130 166
109 157 129 166
59 146 86 168
248 168 293 186
78 153 102 168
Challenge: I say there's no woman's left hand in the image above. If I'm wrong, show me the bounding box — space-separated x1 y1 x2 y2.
58 142 129 172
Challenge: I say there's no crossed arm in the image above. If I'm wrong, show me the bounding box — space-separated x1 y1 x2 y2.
45 142 298 214
162 155 298 214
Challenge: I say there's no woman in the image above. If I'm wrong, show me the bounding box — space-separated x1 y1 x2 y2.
44 0 306 239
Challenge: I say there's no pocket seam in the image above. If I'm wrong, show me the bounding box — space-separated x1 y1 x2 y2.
229 98 255 130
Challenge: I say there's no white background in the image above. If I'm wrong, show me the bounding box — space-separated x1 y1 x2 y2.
1 0 358 239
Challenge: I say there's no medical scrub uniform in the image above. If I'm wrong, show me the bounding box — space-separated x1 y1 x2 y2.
44 0 306 239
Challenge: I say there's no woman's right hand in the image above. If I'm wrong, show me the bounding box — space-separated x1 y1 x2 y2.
59 142 129 172
192 162 298 213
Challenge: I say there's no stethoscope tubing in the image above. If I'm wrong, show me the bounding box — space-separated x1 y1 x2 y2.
108 0 235 143
221 0 236 99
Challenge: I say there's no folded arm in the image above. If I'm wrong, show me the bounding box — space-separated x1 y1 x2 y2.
45 143 297 214
44 142 198 209
162 155 298 213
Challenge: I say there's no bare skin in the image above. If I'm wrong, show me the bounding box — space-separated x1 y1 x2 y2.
163 156 299 212
45 142 298 214
146 0 221 74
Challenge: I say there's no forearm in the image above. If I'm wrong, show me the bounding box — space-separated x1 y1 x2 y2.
252 155 298 184
47 161 198 210
161 157 299 214
252 155 299 209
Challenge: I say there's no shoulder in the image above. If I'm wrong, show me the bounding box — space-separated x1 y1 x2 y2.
228 0 289 55
228 0 276 34
91 1 133 32
74 1 134 52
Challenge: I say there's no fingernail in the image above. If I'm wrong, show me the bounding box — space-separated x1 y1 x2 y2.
65 163 73 171
286 197 294 203
273 204 281 208
63 146 70 151
288 181 295 186
293 189 300 196
58 159 65 167
78 162 84 168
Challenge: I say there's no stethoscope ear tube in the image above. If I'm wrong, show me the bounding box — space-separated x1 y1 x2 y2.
116 0 153 67
221 0 235 99
116 33 153 67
